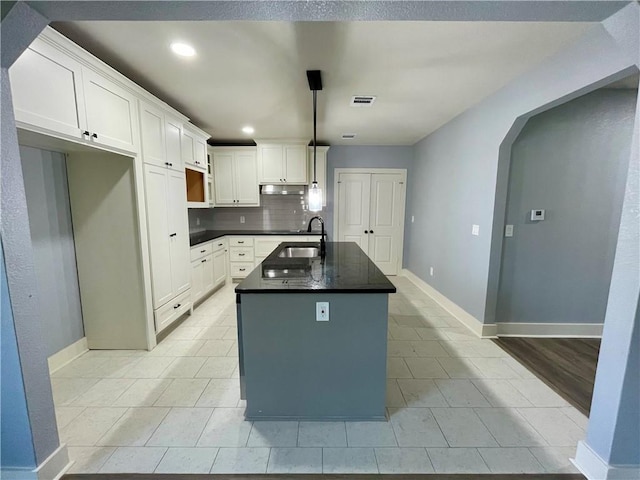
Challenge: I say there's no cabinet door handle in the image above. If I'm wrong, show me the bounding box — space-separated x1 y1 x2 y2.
364 230 369 234
370 230 374 234
169 233 177 237
218 243 223 247
168 163 173 167
201 249 206 253
91 133 98 139
165 162 171 166
82 130 90 136
201 259 207 263
173 303 181 309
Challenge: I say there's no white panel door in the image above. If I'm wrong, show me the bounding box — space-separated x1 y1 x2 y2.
140 102 166 167
213 152 235 205
212 248 227 286
10 39 87 139
167 170 191 296
234 151 259 205
82 68 138 153
284 145 307 183
144 165 173 307
337 173 371 252
165 117 183 171
369 173 404 275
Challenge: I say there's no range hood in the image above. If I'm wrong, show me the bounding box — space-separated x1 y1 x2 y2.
260 185 307 195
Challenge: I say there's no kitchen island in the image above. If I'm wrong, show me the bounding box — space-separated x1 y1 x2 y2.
235 241 396 420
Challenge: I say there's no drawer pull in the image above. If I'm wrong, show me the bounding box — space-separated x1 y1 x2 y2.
239 268 246 271
169 233 177 237
173 303 181 309
238 240 244 244
218 243 223 247
202 259 207 263
201 249 206 253
238 253 245 256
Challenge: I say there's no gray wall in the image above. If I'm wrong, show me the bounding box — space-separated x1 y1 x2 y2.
326 146 414 241
405 23 638 322
497 89 637 324
1 242 37 469
20 146 85 356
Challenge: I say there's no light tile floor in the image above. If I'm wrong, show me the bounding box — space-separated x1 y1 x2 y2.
53 276 585 474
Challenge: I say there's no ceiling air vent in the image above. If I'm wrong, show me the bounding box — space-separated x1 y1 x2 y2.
342 133 357 139
350 95 376 107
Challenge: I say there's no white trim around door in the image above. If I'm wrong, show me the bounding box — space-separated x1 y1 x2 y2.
334 168 407 275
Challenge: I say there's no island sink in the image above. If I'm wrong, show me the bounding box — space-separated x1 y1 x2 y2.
278 246 320 258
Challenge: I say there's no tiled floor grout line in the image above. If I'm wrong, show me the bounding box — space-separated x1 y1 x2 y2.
208 445 222 473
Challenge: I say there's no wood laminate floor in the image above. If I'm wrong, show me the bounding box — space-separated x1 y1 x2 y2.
493 338 600 416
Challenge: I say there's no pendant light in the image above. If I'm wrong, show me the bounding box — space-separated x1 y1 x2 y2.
307 70 323 212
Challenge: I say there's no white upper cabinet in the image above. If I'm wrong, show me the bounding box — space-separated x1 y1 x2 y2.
211 147 259 207
82 68 139 153
140 100 184 171
9 38 87 139
182 125 208 172
257 142 308 184
10 36 139 155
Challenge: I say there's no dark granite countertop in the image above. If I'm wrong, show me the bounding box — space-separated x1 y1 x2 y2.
189 229 324 247
235 241 396 294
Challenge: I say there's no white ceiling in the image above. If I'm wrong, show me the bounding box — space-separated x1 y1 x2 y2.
53 21 593 145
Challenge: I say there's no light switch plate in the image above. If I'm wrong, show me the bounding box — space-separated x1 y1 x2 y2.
505 225 514 237
240 215 245 224
472 224 480 236
316 302 329 321
411 216 415 223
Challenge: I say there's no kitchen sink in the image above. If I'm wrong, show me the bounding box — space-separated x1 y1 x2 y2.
278 246 320 258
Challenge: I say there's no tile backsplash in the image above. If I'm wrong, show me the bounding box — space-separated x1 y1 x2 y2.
189 194 315 233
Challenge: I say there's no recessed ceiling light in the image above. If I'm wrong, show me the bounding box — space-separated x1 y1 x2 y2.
242 126 255 134
170 42 196 57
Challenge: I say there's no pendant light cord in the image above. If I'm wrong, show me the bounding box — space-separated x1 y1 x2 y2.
313 88 317 184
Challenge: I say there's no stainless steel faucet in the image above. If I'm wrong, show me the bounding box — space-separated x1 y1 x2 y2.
307 216 326 256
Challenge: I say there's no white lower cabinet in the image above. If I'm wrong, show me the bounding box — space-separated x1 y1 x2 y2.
190 239 227 304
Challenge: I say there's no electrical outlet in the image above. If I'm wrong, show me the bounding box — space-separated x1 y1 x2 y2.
429 267 434 276
316 302 329 321
240 216 245 224
472 224 480 236
505 225 514 237
196 217 200 226
411 215 415 223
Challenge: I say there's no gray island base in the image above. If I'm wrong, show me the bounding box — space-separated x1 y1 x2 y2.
239 292 388 420
235 241 396 421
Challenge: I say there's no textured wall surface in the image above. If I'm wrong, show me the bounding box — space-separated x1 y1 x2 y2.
20 146 85 355
1 242 37 470
497 89 637 324
405 23 637 322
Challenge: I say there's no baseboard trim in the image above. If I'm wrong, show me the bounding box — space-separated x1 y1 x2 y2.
401 269 495 338
496 322 603 338
35 444 71 480
48 337 88 374
573 440 640 480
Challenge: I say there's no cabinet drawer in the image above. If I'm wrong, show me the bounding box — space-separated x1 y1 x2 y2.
211 238 227 253
229 237 254 247
230 247 254 262
155 290 191 333
190 242 213 262
230 262 254 278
